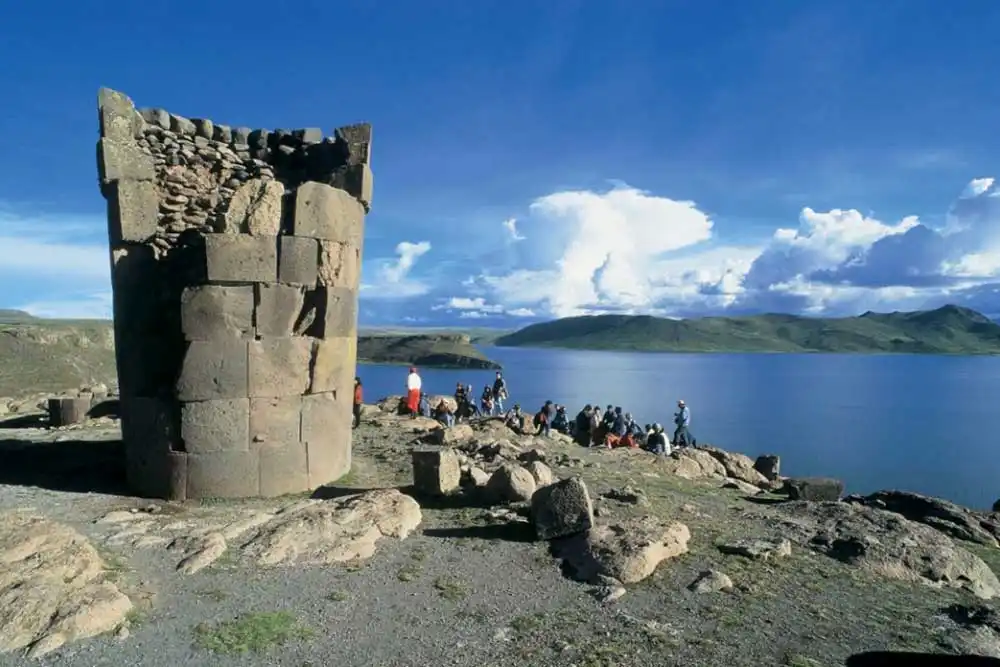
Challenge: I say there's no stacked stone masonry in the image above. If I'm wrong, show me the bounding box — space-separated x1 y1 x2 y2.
97 87 374 500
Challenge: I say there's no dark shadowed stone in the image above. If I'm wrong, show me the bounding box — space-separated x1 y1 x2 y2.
846 490 1000 546
785 477 844 502
754 454 780 481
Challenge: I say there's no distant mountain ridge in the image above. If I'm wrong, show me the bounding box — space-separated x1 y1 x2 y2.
494 304 1000 355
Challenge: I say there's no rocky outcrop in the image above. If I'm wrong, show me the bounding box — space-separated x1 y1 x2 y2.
846 489 1000 547
0 513 133 658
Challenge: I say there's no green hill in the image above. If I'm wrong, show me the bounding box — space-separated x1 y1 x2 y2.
493 304 1000 355
357 334 501 369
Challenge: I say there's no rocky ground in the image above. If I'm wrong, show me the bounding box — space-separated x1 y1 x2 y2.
3 396 1000 666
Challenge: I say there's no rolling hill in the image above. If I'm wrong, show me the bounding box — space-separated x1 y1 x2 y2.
493 304 1000 355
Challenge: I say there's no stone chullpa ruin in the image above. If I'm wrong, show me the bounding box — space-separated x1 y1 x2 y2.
97 87 373 500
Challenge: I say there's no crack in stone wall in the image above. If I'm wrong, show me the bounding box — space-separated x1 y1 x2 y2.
97 88 373 500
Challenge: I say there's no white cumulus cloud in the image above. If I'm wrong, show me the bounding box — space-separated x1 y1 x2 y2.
361 240 432 299
502 217 525 241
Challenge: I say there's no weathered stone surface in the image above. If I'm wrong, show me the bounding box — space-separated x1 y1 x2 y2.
335 123 372 165
241 490 420 565
718 538 792 560
278 236 319 286
186 450 260 498
689 569 734 593
303 392 351 487
169 114 195 135
107 179 158 243
254 283 305 338
179 285 254 341
411 448 461 496
293 181 365 242
355 162 373 211
47 397 91 427
699 445 768 486
554 517 691 585
765 501 1000 599
754 454 781 481
721 478 762 495
317 286 358 337
259 443 310 498
204 233 277 283
99 88 143 141
663 448 727 480
97 137 154 184
317 240 361 289
0 513 133 658
846 490 1000 547
248 337 312 397
222 179 284 235
249 396 301 448
175 340 249 401
531 477 594 540
180 398 250 454
310 336 356 394
193 118 214 139
524 460 555 487
786 477 844 501
487 464 537 504
427 423 474 447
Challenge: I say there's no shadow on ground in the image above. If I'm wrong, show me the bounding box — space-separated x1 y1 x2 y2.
0 414 49 429
423 522 536 543
846 652 1000 666
0 437 127 494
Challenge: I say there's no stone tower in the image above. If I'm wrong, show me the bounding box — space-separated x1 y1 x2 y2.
97 88 372 500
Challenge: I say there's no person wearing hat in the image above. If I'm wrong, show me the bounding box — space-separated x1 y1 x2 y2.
405 367 422 418
673 399 693 448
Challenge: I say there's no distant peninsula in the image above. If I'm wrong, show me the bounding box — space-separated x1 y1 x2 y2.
357 333 501 370
494 304 1000 355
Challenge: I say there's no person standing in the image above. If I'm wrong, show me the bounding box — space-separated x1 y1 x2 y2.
673 399 693 447
492 371 508 415
405 367 422 418
352 377 363 429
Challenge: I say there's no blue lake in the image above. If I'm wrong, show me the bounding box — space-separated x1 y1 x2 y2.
358 347 1000 510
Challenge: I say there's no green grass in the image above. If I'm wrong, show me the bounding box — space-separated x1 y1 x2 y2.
193 612 313 654
494 304 1000 355
325 590 350 602
433 576 469 601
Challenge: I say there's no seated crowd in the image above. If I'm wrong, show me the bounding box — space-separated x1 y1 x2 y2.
400 368 696 455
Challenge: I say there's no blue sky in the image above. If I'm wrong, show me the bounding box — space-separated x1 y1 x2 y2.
3 1 1000 325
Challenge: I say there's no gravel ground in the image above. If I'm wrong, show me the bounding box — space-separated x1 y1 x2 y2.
0 416 989 667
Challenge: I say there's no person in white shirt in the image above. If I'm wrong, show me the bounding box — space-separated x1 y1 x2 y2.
405 367 422 417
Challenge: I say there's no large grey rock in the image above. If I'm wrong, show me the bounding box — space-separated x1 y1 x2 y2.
222 178 284 235
531 477 594 540
411 448 461 496
786 477 844 501
753 454 781 481
847 490 1000 547
486 464 536 504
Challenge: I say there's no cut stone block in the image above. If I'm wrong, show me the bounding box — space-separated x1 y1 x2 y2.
785 477 844 502
98 88 143 141
222 179 284 235
335 123 372 165
180 285 254 341
302 391 352 487
310 336 357 394
248 337 312 397
204 233 277 283
97 137 155 185
278 236 319 286
176 340 249 401
355 162 373 212
531 477 594 540
107 180 158 243
254 283 305 338
165 451 188 501
259 443 310 497
47 397 92 427
186 451 260 498
317 240 361 289
317 286 358 338
306 438 351 489
292 181 365 243
249 396 302 448
180 398 250 454
411 447 461 496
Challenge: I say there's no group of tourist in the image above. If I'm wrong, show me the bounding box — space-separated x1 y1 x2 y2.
381 367 696 455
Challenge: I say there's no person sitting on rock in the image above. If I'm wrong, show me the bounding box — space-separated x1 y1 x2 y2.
503 404 525 433
573 405 593 445
418 392 432 418
405 367 422 417
601 404 616 432
480 385 494 416
590 407 605 447
492 372 508 415
647 423 670 455
434 399 455 427
551 405 569 434
672 399 694 448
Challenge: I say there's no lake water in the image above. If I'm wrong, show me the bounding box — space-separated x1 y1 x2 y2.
358 347 1000 510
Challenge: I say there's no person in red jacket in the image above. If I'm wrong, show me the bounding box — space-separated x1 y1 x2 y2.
353 377 363 428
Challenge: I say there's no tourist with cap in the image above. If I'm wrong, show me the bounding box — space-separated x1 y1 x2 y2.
673 399 693 448
405 367 422 418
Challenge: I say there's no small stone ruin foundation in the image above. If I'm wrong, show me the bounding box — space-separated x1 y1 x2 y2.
97 88 373 500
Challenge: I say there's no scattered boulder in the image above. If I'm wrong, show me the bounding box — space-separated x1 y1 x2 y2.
47 397 92 427
689 569 734 593
524 460 555 487
486 464 537 503
785 477 844 501
846 490 1000 547
767 501 1000 599
600 486 650 506
175 532 227 575
241 489 421 566
753 455 781 481
411 447 461 496
531 477 594 540
941 604 1000 658
721 478 762 495
476 439 524 462
460 465 490 489
698 445 768 486
554 516 690 584
718 538 792 560
518 448 548 464
427 423 474 446
0 513 133 658
664 448 727 480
